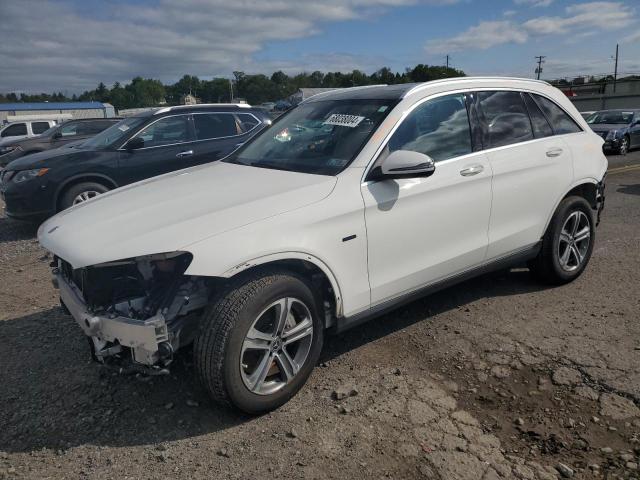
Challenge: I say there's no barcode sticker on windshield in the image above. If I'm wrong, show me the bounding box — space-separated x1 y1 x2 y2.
323 114 365 128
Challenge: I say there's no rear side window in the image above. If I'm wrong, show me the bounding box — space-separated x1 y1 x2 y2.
523 93 553 138
531 94 582 135
32 122 50 134
1 123 27 137
237 113 260 133
476 91 533 148
387 93 472 162
194 113 240 140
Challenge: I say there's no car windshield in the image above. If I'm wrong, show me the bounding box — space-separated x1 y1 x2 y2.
82 116 147 148
586 111 634 125
225 99 396 175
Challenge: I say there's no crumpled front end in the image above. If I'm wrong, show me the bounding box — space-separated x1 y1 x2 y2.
53 252 211 367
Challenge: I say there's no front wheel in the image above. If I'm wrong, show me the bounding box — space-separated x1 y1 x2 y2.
618 135 630 155
529 196 595 284
59 181 110 211
194 270 323 414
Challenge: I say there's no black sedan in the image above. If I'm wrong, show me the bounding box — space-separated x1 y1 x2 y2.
586 109 640 155
1 104 270 221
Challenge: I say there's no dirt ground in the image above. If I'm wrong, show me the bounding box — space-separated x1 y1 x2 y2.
1 151 639 480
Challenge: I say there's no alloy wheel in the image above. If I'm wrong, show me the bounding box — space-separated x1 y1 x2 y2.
240 297 314 396
72 190 101 205
620 137 629 155
558 210 591 272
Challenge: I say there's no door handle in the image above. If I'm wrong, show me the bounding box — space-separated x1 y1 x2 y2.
546 148 563 158
176 150 194 158
460 165 484 176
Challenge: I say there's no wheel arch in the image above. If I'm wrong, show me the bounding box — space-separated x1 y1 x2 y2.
219 252 344 326
55 174 118 211
542 178 599 235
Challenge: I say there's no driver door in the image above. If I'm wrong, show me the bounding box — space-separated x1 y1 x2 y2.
361 93 492 305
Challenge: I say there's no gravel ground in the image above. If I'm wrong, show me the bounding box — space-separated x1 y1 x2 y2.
1 151 639 480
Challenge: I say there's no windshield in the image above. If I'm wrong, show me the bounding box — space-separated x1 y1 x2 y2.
225 99 396 175
587 111 634 125
82 116 147 148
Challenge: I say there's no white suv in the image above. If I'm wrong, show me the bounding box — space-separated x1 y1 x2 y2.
39 77 607 413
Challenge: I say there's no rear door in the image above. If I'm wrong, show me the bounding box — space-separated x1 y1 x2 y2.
116 114 195 184
188 112 261 166
474 90 575 260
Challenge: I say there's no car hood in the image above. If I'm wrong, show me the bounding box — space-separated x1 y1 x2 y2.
5 145 95 170
589 123 628 132
38 162 337 268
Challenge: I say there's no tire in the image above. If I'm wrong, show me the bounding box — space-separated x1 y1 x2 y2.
618 135 630 155
194 269 324 414
59 181 109 211
529 196 595 285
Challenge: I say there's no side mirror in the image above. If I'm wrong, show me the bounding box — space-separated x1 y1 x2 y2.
52 132 62 140
372 150 436 181
125 136 144 151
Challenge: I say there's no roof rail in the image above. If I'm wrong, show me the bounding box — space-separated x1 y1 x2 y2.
300 84 388 104
403 76 551 98
154 103 252 115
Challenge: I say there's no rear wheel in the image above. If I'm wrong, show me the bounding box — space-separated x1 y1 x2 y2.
59 181 109 211
529 196 595 284
194 270 323 414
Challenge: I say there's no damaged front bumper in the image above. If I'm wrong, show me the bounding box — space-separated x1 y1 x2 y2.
52 252 210 367
53 272 172 365
55 271 171 365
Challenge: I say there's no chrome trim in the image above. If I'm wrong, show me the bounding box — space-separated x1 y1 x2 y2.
154 103 252 115
117 112 262 152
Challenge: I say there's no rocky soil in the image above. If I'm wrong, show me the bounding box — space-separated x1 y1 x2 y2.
1 152 639 479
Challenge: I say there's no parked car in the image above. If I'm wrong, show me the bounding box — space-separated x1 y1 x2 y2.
38 78 607 414
586 109 640 155
1 104 270 220
580 111 595 120
0 118 58 144
0 118 121 167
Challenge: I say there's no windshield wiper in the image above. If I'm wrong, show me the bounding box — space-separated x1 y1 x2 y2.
248 160 295 172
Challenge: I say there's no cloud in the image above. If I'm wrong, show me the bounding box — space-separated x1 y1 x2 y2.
426 1 635 54
0 0 459 93
514 0 554 7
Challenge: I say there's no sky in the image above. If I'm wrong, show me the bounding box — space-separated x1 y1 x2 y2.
1 0 639 94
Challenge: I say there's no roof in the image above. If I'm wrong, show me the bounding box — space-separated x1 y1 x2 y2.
154 103 252 114
0 102 107 111
305 77 552 103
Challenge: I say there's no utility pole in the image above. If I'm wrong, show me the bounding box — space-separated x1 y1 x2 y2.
613 43 619 94
446 55 450 69
229 78 234 102
535 55 546 80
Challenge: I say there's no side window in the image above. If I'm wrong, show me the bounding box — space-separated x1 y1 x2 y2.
477 91 533 148
193 113 240 140
77 121 114 135
387 93 472 162
236 113 260 133
1 123 28 137
531 94 582 135
523 93 553 138
60 122 81 137
32 122 50 134
132 115 192 148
